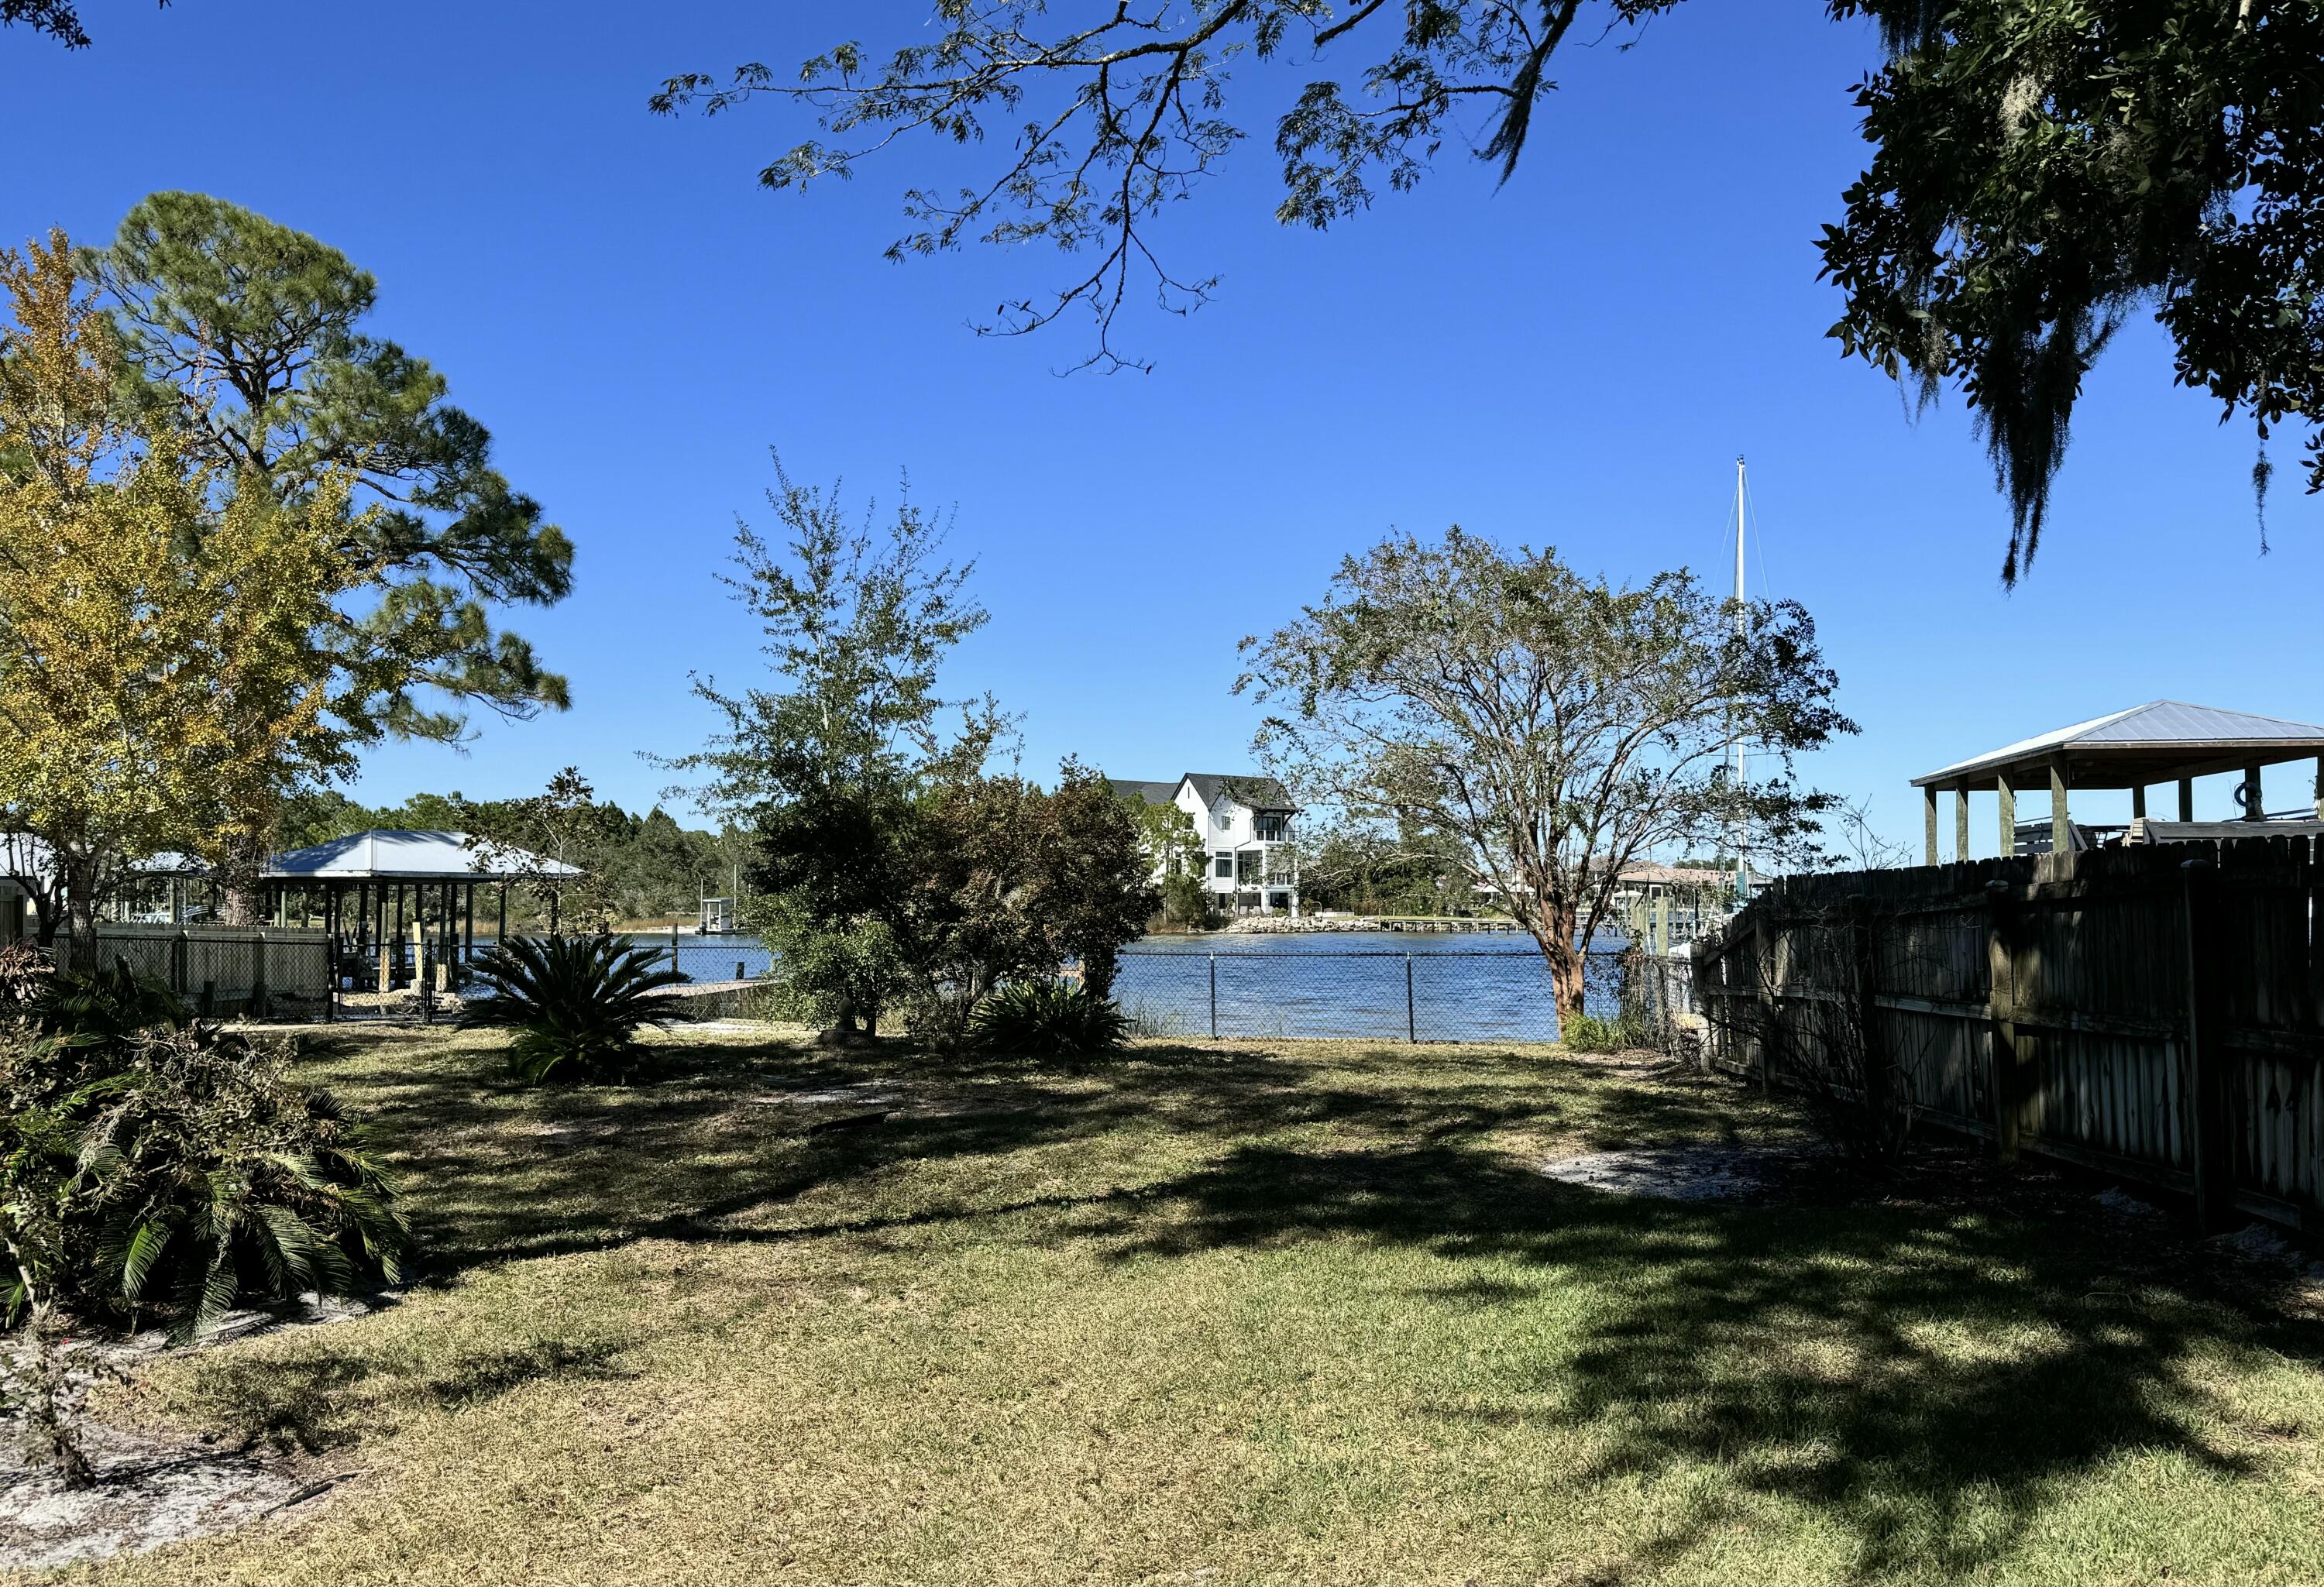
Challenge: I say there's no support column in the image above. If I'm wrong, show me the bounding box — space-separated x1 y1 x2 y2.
2243 762 2264 821
2315 755 2324 820
2132 784 2147 822
1923 786 1940 867
2179 777 2195 822
2050 757 2072 857
1954 785 1972 863
1997 772 2017 857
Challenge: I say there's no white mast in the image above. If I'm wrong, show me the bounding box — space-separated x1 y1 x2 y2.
1733 455 1748 908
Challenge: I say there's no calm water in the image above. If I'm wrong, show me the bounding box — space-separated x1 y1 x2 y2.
1114 931 1624 1043
573 928 1622 1043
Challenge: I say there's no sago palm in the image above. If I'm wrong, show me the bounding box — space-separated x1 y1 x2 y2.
458 933 688 1084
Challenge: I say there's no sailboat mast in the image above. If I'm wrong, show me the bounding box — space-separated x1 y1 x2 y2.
1733 455 1748 907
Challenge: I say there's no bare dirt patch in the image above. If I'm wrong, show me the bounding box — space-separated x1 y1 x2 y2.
0 1425 337 1573
1538 1142 1821 1203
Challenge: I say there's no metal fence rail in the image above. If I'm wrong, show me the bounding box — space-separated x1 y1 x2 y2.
1112 946 1628 1043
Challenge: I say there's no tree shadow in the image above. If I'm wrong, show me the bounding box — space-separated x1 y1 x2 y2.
1109 1134 2322 1578
284 1027 2324 1577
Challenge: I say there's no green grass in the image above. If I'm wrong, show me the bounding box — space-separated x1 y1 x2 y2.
31 1029 2324 1585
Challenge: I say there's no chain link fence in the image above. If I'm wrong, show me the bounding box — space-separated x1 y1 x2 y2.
87 925 332 1020
1112 946 1632 1043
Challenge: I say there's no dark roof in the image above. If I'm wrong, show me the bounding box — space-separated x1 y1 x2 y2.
1913 700 2324 789
1104 778 1181 806
1182 772 1294 811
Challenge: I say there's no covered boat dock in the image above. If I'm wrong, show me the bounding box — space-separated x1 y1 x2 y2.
1912 700 2324 863
262 830 576 993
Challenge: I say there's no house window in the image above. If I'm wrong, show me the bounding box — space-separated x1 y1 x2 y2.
1237 851 1263 883
1254 812 1288 842
1213 854 1233 879
1215 811 1232 830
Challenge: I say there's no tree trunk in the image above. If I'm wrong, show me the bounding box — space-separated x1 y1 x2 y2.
218 828 270 927
59 850 105 976
1535 901 1587 1018
1080 943 1119 1003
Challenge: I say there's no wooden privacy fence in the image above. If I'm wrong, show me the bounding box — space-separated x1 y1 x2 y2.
1692 837 2324 1233
89 923 331 1019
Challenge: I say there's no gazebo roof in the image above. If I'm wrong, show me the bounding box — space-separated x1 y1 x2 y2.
1912 701 2324 790
264 830 579 883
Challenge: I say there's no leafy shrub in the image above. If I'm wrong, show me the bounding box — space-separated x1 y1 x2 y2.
458 933 687 1084
1559 1010 1650 1054
970 979 1129 1060
1 1020 410 1342
76 1025 411 1338
40 954 187 1042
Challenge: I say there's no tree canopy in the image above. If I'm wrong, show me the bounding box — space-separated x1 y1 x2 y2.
1239 526 1852 1012
0 0 168 50
659 1 2324 577
84 192 572 744
0 231 363 956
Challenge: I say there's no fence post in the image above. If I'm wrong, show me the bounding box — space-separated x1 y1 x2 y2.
1405 953 1416 1043
2182 858 2233 1228
170 929 187 995
1985 880 2023 1164
252 929 268 1019
671 923 681 977
1208 953 1218 1039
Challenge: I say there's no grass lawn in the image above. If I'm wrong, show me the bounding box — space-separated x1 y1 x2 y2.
24 1027 2324 1585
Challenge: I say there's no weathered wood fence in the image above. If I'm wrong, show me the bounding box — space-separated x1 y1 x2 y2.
1692 837 2324 1232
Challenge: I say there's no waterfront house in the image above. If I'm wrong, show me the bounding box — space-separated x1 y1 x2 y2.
1108 774 1300 915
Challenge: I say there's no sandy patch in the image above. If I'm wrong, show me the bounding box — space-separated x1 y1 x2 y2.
0 1426 340 1572
1538 1142 1813 1203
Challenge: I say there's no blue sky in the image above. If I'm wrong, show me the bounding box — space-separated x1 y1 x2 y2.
9 2 2315 854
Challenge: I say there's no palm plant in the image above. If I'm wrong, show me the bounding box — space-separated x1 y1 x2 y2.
457 933 688 1084
969 978 1129 1060
67 1025 411 1341
40 955 187 1043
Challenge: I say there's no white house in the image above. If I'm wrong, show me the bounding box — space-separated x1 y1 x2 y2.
1109 773 1300 916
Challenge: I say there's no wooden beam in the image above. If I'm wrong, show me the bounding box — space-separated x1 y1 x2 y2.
2050 757 2071 856
1955 785 1972 863
2315 755 2323 821
2179 777 2195 821
2244 762 2264 821
1998 772 2016 857
1923 785 1939 866
2131 784 2147 819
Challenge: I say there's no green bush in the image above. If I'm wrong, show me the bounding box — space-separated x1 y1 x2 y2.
75 1025 411 1338
40 955 187 1043
1 1016 410 1341
459 933 688 1084
1559 1010 1650 1054
969 979 1129 1060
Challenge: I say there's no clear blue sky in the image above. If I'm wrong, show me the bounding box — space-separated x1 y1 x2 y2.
9 2 2315 854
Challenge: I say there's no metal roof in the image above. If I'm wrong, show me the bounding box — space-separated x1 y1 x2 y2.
263 830 579 882
1913 701 2324 788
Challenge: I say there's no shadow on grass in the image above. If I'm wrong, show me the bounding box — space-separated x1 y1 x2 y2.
277 1028 2324 1578
1124 1136 2320 1578
182 1335 636 1455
